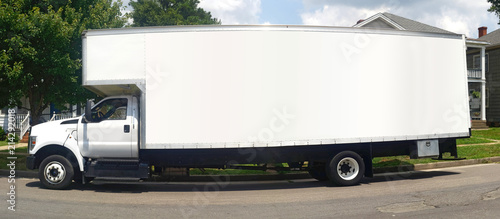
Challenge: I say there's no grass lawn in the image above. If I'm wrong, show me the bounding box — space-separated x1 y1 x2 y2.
0 146 28 153
468 128 500 140
458 143 500 159
372 144 500 168
456 128 500 145
456 136 494 145
0 139 21 147
0 146 30 171
0 155 29 171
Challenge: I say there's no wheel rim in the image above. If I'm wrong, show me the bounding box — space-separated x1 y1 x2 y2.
337 157 359 180
44 161 66 184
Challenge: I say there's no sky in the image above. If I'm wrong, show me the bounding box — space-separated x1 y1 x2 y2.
121 0 500 38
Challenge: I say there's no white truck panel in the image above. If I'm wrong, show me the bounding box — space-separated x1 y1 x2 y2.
84 34 145 83
82 26 470 149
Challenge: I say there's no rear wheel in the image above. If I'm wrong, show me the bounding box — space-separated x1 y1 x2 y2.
326 151 365 186
39 155 74 189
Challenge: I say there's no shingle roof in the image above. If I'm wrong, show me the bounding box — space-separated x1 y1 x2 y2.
355 12 455 35
478 28 500 47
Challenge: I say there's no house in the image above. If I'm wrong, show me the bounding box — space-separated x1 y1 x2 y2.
354 12 489 129
467 27 500 126
0 98 77 139
354 12 456 34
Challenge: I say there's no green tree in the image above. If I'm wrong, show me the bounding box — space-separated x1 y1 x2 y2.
488 0 500 24
128 0 220 26
0 0 125 125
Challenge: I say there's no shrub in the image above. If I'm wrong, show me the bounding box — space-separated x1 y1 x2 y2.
0 127 6 141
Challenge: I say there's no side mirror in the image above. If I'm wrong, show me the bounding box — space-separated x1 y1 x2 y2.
84 100 93 123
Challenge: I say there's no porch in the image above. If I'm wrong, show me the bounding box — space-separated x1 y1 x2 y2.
4 112 75 143
466 39 489 129
467 68 482 79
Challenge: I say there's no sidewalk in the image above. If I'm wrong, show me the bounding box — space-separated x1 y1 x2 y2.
0 143 28 151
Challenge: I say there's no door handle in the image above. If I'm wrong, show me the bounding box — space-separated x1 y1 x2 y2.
124 125 130 133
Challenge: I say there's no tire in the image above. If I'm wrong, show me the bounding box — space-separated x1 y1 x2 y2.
308 162 328 181
326 151 365 186
38 155 74 189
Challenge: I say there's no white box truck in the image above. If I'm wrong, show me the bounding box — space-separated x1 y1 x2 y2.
27 25 470 189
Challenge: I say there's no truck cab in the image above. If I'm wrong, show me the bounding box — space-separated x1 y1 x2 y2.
79 96 139 158
27 95 146 189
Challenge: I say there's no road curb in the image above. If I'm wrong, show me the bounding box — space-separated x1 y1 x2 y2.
372 156 500 173
2 157 499 182
0 169 38 179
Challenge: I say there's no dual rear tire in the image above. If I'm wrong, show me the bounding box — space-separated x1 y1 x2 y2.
309 151 365 186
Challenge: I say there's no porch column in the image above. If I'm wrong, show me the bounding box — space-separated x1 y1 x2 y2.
481 46 486 121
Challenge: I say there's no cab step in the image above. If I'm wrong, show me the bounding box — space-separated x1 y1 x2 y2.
84 159 149 179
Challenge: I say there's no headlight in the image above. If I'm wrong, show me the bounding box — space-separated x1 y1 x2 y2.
29 136 36 152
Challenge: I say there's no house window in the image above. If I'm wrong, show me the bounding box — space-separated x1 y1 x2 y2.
473 53 489 72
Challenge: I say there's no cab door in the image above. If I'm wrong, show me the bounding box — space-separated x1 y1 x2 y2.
78 96 137 158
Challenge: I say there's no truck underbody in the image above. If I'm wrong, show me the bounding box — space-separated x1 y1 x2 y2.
28 137 461 188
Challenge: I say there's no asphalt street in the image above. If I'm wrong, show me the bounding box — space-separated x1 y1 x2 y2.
1 163 499 218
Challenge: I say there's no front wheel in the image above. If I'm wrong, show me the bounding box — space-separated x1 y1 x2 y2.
39 155 74 189
326 151 365 186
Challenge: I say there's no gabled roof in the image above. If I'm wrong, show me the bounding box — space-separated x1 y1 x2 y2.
478 28 500 47
354 12 455 35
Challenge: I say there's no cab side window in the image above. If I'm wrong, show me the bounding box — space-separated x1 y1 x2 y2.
91 98 128 122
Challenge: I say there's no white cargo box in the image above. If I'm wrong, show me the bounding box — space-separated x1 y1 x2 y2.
82 26 470 149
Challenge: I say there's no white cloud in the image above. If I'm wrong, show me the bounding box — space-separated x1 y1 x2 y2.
391 0 498 37
121 0 498 37
437 15 469 35
198 0 262 24
301 5 389 27
300 0 499 38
